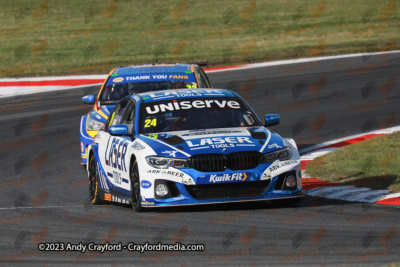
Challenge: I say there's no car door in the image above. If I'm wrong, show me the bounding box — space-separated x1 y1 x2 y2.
99 99 132 192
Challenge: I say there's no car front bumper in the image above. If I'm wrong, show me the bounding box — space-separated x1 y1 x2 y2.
139 171 302 208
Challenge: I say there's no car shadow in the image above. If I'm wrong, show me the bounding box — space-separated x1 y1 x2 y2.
111 194 352 213
341 174 398 190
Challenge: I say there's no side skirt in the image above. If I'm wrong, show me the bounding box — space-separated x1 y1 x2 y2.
98 187 132 205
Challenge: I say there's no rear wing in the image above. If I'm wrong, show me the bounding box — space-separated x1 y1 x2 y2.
117 60 210 69
190 60 209 69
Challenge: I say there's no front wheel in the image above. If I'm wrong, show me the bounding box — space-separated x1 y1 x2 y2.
130 160 143 212
88 153 101 205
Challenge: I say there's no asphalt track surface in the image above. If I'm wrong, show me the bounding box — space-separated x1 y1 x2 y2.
1 52 400 266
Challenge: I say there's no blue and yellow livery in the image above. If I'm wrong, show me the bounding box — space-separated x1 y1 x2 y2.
80 63 212 164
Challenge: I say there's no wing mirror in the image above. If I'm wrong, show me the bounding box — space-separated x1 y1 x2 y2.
265 114 280 126
109 125 128 136
82 95 95 104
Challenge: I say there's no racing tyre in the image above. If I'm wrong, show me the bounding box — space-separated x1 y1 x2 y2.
88 153 101 205
130 160 143 212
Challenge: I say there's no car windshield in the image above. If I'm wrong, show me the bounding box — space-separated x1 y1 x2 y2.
99 81 198 104
140 97 261 134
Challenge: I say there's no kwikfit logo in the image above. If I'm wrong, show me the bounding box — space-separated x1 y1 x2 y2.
209 173 247 183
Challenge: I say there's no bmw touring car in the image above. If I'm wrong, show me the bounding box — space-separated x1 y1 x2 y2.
80 63 212 164
87 88 302 211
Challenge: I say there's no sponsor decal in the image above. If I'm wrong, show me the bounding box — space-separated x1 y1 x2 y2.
147 134 159 139
145 99 241 114
111 196 129 204
146 169 184 178
112 171 122 184
90 111 102 119
141 180 152 188
106 72 198 86
104 137 128 172
148 89 224 99
151 75 167 79
268 143 282 149
110 127 126 131
262 173 272 179
169 75 188 79
141 201 155 206
97 164 109 190
182 176 195 185
209 173 247 183
125 74 189 81
104 193 111 201
126 75 151 81
132 141 145 150
187 137 254 150
161 150 178 157
268 160 298 172
182 130 242 136
112 77 124 83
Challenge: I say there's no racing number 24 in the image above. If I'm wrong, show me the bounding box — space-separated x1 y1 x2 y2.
144 119 157 128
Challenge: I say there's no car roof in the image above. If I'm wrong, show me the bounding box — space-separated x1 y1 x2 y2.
112 64 195 76
129 88 236 103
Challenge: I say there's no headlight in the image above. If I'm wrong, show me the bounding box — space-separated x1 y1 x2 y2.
261 147 292 163
146 156 188 169
87 117 104 131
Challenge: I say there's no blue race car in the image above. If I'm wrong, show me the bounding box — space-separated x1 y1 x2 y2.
87 88 302 211
80 63 212 164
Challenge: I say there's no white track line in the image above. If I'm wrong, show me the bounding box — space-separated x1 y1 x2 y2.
300 147 340 161
0 83 103 99
206 50 400 73
0 205 111 210
0 74 107 82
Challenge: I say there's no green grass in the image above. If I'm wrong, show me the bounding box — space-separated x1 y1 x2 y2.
306 131 400 192
1 0 400 77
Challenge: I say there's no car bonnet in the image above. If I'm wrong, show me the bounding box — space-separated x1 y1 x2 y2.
138 127 285 158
